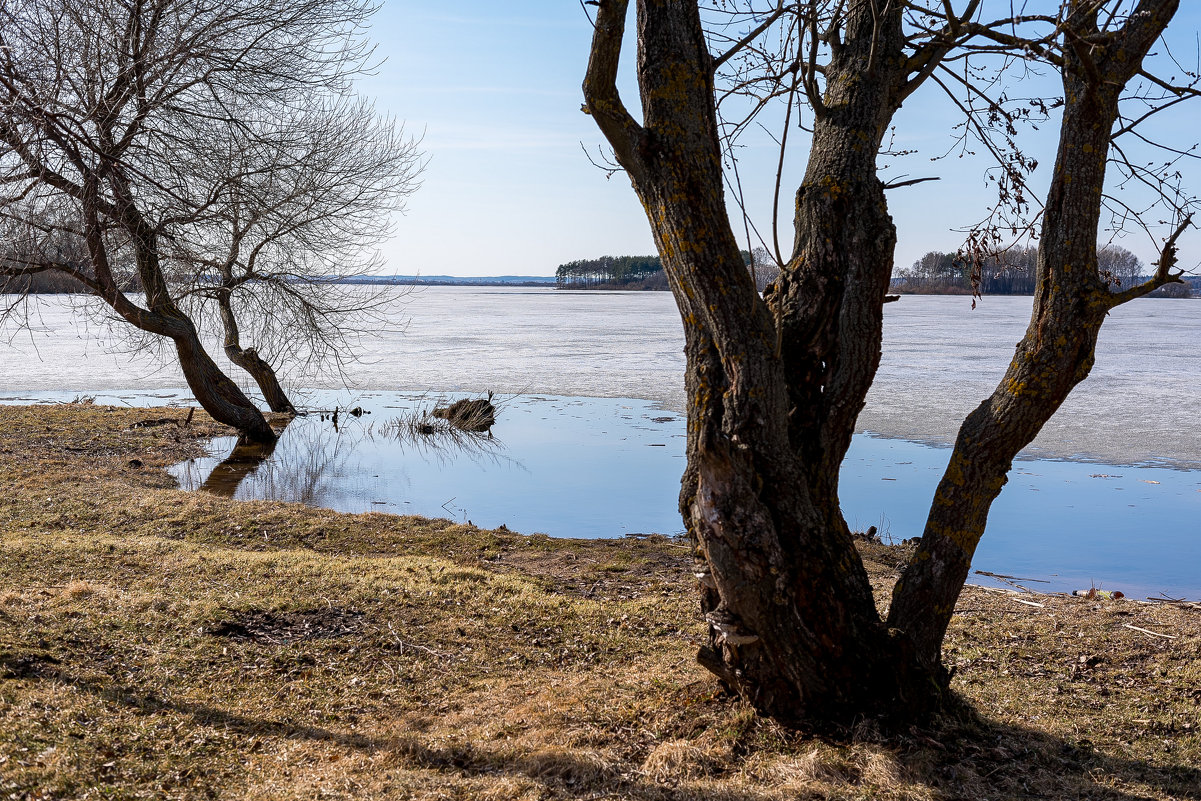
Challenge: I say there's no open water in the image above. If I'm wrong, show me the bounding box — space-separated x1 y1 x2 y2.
2 288 1199 598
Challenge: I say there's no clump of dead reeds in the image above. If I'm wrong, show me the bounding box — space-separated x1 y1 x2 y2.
374 396 508 461
431 391 496 432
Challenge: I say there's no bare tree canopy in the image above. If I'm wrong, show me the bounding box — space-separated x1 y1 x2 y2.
0 0 411 439
583 0 1195 728
894 244 1150 294
166 96 424 414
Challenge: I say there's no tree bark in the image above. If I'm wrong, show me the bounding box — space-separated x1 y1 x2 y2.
888 0 1181 670
586 0 935 725
768 3 909 497
585 0 1183 728
217 287 297 415
174 328 278 443
80 191 276 443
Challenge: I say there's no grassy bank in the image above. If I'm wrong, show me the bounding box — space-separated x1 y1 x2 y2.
1 404 1199 800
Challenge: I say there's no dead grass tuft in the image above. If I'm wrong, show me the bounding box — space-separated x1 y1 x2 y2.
741 747 853 789
856 746 907 790
519 746 613 785
62 580 95 599
640 739 724 782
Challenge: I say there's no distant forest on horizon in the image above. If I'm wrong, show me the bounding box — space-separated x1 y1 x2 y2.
6 248 1196 298
555 249 781 292
555 246 1197 298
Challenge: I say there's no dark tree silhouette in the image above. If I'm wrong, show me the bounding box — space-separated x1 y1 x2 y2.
0 0 402 440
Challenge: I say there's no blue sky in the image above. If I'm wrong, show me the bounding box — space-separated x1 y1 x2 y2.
363 2 1201 278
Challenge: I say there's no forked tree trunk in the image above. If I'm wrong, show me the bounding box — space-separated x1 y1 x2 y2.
224 345 296 415
81 197 276 443
585 0 1182 727
174 328 278 443
217 288 297 414
888 0 1182 669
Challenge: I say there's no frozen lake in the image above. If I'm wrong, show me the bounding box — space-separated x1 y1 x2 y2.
2 288 1199 598
4 287 1199 467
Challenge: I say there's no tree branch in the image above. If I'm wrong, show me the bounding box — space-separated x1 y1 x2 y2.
581 0 647 175
1107 213 1192 307
713 2 790 72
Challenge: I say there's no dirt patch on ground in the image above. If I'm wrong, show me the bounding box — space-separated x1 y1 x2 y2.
476 533 692 600
207 607 366 645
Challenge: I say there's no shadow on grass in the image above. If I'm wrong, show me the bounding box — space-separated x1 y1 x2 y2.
906 704 1201 800
15 656 1199 801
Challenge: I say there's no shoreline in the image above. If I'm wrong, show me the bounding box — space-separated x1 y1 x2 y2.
3 395 1198 603
5 291 1201 469
6 384 1201 473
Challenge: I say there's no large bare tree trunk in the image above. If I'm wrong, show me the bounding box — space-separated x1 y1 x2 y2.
587 0 933 725
585 0 1182 727
888 0 1182 669
768 7 907 493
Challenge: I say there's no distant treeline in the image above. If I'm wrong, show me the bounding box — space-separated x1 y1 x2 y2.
555 255 665 289
1 271 90 294
556 249 780 292
892 246 1194 298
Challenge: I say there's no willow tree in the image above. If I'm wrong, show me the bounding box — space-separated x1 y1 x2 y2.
583 0 1191 726
168 98 423 415
0 0 390 441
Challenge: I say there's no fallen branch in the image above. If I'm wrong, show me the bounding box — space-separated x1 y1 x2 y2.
1122 623 1177 640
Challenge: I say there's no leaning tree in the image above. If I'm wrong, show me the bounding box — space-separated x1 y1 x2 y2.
0 0 398 441
166 97 423 415
583 0 1193 726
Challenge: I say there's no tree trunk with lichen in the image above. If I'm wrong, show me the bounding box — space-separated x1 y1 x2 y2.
584 0 1182 727
587 0 934 725
887 0 1183 670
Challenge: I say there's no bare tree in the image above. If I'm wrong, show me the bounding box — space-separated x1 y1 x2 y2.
0 0 391 441
167 98 423 414
1098 245 1144 289
583 0 1193 727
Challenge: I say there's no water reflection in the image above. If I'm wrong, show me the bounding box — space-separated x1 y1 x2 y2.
221 423 361 506
375 408 509 467
169 394 687 537
164 392 1200 601
177 410 513 508
200 436 280 497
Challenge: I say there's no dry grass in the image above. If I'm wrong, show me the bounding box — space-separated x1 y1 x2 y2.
1 403 1199 800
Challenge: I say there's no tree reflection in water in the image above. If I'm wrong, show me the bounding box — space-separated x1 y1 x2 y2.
179 410 518 507
199 435 280 497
